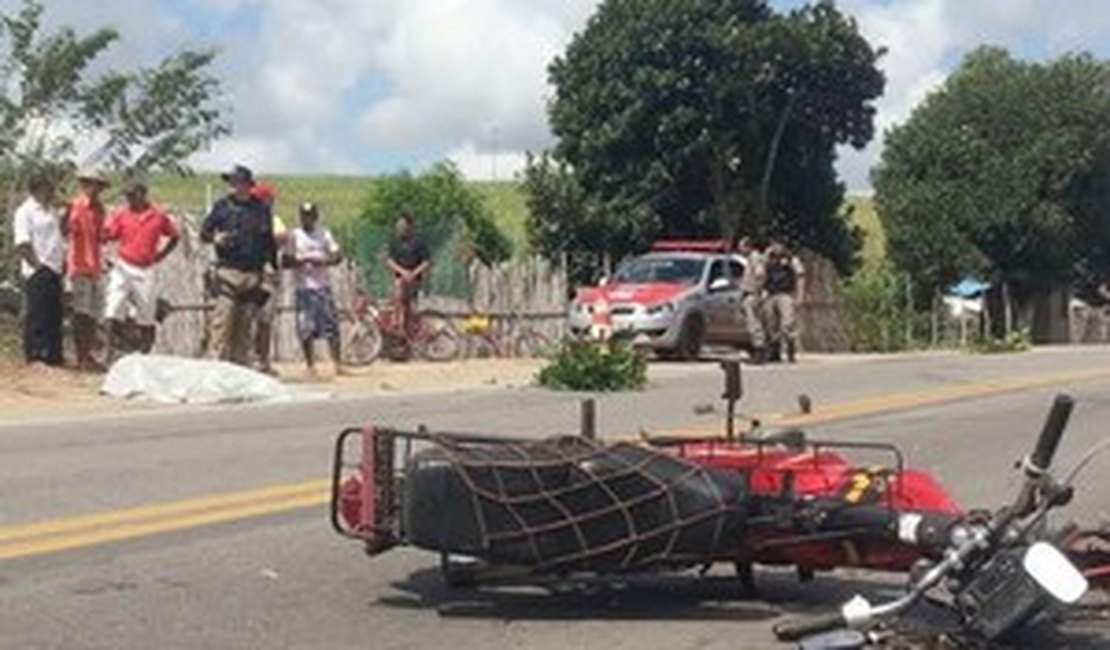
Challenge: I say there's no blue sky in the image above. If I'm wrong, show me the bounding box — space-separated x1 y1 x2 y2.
11 1 1110 190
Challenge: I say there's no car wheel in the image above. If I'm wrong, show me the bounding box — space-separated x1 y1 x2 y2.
676 314 705 361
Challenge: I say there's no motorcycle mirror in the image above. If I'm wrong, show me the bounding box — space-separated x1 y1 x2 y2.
1023 541 1089 604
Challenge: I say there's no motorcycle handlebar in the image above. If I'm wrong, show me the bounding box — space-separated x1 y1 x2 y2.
773 612 847 642
1029 394 1074 474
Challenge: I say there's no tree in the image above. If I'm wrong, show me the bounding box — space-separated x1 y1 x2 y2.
530 0 883 272
874 47 1110 329
0 0 228 178
0 0 228 278
355 161 512 268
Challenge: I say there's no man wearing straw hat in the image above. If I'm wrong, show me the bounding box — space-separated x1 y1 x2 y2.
64 168 110 372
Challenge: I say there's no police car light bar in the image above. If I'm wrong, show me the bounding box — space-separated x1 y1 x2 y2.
650 239 733 253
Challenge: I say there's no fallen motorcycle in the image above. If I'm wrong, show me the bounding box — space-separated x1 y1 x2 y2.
330 363 1110 647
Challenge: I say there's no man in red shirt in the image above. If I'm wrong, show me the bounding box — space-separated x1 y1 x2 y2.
103 180 180 355
64 169 110 372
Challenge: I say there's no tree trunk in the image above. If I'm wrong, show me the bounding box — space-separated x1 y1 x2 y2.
759 93 797 222
1003 281 1013 337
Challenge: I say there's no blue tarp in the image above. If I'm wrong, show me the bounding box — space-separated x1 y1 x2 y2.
948 278 990 298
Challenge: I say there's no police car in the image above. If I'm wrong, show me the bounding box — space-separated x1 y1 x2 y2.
567 241 754 359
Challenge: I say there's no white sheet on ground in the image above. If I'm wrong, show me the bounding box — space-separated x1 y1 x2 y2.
102 354 325 404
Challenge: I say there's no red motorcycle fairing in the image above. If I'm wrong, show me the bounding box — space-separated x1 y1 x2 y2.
670 440 961 573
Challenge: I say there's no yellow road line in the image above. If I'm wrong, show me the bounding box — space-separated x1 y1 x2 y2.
0 491 326 561
662 365 1110 438
5 364 1110 561
0 479 329 545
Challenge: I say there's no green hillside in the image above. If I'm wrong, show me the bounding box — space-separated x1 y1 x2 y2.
844 194 884 268
144 174 530 251
144 173 881 266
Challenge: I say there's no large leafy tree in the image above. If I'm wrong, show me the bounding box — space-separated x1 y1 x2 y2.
0 0 227 181
0 0 228 278
874 47 1110 314
530 0 883 272
355 161 512 266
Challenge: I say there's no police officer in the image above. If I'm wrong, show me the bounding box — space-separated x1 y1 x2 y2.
200 165 276 365
737 237 768 364
764 240 806 363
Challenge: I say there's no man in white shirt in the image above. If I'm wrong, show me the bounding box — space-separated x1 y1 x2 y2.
12 174 65 366
287 202 343 376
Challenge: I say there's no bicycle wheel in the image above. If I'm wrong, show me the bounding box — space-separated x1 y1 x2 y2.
343 319 384 366
414 309 461 362
513 329 557 358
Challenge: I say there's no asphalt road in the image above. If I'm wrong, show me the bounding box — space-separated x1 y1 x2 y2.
2 349 1110 649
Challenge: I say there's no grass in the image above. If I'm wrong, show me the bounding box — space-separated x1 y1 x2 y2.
844 194 884 270
142 173 882 266
143 174 532 254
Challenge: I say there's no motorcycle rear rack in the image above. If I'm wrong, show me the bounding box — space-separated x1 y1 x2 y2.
330 426 537 553
331 425 912 556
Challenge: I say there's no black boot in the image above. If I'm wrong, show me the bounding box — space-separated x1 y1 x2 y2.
749 346 766 365
786 339 796 364
768 340 782 363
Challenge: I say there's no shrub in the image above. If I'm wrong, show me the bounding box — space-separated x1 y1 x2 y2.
968 328 1031 354
537 338 647 392
842 263 917 352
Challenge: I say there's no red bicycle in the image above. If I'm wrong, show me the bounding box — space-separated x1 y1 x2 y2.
340 288 461 365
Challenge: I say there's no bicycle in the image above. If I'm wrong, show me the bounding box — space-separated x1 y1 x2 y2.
340 287 461 365
509 316 559 358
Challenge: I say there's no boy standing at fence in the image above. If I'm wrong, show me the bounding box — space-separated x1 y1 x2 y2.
64 169 110 372
103 180 180 355
386 213 430 343
288 201 343 377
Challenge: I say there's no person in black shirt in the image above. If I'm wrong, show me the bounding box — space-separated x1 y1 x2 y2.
764 240 806 363
385 213 429 343
200 165 276 365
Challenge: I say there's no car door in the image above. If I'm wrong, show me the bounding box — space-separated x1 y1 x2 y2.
720 257 747 343
703 259 737 341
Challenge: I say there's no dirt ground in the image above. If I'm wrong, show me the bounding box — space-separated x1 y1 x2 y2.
0 351 909 426
0 357 707 425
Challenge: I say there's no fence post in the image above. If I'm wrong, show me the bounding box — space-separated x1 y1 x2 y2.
904 273 914 349
580 398 597 440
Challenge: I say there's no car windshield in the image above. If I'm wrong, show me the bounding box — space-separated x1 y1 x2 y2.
613 256 705 285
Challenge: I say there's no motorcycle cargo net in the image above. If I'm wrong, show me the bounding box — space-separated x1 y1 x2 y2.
402 435 749 573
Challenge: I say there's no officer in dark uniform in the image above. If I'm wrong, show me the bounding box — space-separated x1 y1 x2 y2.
764 241 805 363
200 165 276 365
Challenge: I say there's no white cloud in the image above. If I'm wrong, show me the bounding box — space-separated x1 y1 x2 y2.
446 141 527 182
190 0 598 176
10 1 1110 189
840 0 1110 190
358 0 597 151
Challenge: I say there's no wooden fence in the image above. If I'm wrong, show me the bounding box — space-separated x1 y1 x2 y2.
797 250 852 353
151 212 567 362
